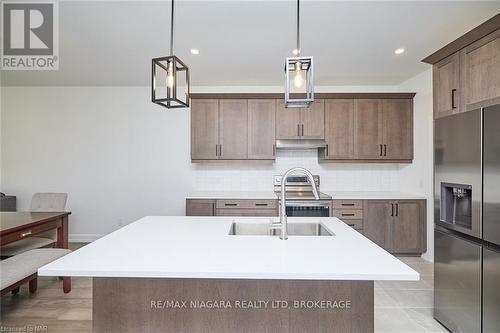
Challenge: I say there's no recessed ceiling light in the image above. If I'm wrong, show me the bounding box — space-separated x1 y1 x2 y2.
394 48 405 55
190 49 199 55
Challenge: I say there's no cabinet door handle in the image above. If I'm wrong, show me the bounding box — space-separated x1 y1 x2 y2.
451 89 457 109
212 203 215 216
391 203 394 216
255 203 268 207
297 124 300 137
301 124 304 136
21 230 32 237
380 144 383 156
224 203 238 207
341 203 355 206
396 203 399 217
342 213 356 217
384 144 387 157
272 144 276 156
219 144 222 157
326 144 329 157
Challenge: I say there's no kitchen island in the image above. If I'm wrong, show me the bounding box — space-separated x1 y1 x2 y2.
39 216 418 333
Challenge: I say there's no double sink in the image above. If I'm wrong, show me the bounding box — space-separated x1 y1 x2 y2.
228 221 334 237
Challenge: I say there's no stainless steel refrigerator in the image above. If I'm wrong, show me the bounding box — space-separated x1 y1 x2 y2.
434 105 500 333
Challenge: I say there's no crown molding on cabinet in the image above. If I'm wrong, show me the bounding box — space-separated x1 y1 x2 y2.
422 13 500 65
190 93 416 100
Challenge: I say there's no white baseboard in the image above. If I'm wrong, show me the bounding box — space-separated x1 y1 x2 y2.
69 234 103 243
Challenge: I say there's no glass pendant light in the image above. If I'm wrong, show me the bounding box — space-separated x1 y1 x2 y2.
284 0 314 108
152 0 190 108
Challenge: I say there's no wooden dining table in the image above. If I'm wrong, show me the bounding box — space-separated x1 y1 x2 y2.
0 212 71 249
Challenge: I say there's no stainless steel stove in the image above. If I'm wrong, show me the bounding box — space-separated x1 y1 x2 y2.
274 175 332 217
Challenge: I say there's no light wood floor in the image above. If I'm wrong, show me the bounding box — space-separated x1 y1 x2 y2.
1 244 446 333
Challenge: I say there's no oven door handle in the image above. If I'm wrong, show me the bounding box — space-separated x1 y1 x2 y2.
282 201 331 208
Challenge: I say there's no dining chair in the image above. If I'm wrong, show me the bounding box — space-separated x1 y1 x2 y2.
0 193 68 257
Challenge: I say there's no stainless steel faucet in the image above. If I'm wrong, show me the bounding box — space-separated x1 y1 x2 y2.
271 167 320 240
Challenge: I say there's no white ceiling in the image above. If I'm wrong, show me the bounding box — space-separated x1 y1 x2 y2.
2 1 500 87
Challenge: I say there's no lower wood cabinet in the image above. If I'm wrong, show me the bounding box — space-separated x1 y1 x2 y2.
363 201 392 250
186 199 216 216
186 199 278 217
392 201 426 254
187 197 426 255
363 199 426 255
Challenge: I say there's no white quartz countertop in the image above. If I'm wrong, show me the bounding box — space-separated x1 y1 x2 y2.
186 190 426 200
186 191 277 199
325 191 427 200
39 216 419 281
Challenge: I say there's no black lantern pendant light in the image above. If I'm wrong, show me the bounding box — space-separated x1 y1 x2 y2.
152 0 190 108
284 0 314 108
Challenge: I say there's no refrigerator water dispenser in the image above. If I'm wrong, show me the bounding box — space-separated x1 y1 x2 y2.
441 183 473 229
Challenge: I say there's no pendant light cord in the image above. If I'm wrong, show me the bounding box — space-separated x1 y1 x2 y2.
296 0 300 55
170 0 174 55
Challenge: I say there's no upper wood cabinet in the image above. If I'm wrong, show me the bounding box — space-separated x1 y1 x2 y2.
353 99 383 160
462 29 500 111
323 99 354 159
433 53 460 118
276 100 301 139
219 100 248 159
191 99 275 161
247 100 276 159
301 100 325 139
424 17 500 118
276 99 325 140
320 98 413 162
191 99 219 160
382 99 413 160
192 94 414 163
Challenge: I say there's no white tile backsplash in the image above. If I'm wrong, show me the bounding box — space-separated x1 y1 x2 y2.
192 149 403 192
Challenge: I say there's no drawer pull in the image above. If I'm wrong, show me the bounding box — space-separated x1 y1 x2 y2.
21 231 32 237
347 223 355 227
342 213 356 217
255 203 268 207
341 203 355 206
224 203 238 207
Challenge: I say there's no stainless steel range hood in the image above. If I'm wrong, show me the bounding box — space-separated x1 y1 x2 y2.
275 139 327 149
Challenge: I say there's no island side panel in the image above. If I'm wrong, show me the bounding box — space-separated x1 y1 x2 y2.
93 278 374 333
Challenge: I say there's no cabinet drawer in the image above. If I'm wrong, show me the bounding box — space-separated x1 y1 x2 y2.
1 219 61 246
332 200 363 209
333 209 363 220
216 209 278 217
216 199 277 209
343 219 363 230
